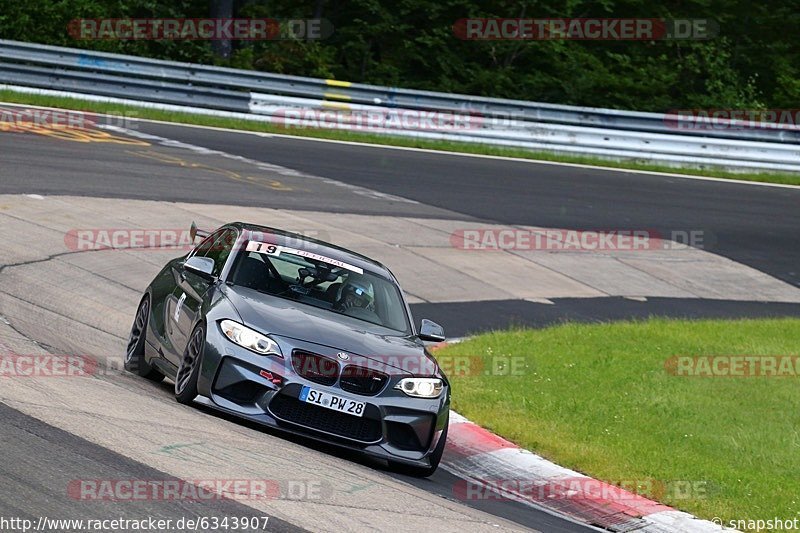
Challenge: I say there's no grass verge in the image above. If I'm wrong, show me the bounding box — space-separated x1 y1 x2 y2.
437 318 800 527
1 89 799 186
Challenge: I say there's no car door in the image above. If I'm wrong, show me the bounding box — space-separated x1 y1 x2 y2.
169 228 238 365
164 229 223 365
146 257 186 357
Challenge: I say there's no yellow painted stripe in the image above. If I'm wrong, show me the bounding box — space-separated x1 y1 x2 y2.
323 92 352 101
321 101 352 110
325 79 352 88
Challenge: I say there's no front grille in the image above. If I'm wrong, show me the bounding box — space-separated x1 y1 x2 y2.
291 350 339 386
269 393 382 442
339 365 389 396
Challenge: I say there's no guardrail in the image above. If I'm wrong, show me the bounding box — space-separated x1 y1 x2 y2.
1 39 799 172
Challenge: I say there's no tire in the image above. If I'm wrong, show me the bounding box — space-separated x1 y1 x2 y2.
389 421 448 478
124 295 164 382
175 323 205 405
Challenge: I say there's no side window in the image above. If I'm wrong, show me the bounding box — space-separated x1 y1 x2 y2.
201 228 238 276
190 229 225 259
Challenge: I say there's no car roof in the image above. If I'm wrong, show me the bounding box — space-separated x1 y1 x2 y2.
228 222 395 280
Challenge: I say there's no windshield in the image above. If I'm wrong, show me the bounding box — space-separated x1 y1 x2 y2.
229 240 410 334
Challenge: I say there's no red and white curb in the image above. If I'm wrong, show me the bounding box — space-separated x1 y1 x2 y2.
443 412 735 532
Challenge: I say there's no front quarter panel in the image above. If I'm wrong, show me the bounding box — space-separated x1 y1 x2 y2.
196 288 242 397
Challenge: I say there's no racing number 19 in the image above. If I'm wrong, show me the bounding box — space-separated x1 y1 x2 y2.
248 241 280 256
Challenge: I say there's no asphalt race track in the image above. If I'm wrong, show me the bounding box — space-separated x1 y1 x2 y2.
1 109 799 532
413 297 800 337
0 403 303 533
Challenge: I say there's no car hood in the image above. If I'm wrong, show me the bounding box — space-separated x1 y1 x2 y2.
222 285 438 375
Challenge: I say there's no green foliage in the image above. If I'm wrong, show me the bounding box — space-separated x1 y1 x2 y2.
0 0 796 111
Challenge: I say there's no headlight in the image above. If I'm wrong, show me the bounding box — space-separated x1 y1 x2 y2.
220 320 282 357
395 377 443 398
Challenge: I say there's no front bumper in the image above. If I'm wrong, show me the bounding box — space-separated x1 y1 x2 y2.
197 327 450 467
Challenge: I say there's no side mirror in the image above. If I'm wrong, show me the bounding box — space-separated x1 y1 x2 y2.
184 256 215 281
418 319 445 343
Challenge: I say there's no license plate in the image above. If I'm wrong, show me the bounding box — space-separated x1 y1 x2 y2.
299 386 365 417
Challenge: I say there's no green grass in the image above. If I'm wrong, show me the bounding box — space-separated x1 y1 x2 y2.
2 89 799 186
437 318 800 529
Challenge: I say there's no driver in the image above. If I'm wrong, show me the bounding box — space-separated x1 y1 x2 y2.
337 278 374 311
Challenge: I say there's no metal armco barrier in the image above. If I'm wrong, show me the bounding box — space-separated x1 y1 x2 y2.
1 39 799 172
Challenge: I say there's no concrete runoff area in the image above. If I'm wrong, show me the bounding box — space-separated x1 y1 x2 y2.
1 195 798 316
